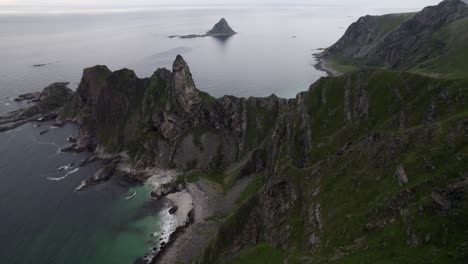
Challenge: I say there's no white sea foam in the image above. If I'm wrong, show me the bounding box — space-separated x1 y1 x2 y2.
75 180 87 191
57 163 74 171
47 168 79 181
47 175 67 181
125 192 137 200
66 168 79 175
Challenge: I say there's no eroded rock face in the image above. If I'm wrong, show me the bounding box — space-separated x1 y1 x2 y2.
171 55 202 113
60 55 297 171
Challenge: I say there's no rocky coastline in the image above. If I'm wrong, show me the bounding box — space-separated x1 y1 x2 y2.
1 2 467 259
313 54 340 77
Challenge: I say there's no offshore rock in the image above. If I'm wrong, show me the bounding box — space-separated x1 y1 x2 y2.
170 18 237 39
0 82 73 132
206 18 237 35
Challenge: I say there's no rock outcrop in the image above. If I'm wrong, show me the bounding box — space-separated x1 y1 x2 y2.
59 55 297 173
0 82 73 132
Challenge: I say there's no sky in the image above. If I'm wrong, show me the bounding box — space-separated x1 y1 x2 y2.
0 0 443 8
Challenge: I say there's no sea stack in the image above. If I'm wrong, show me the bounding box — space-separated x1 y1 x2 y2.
207 18 237 35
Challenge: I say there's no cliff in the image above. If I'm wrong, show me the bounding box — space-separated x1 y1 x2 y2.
196 69 468 264
59 55 293 174
320 0 468 78
55 54 468 263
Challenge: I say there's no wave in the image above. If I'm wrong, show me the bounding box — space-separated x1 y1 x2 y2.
125 192 137 200
46 168 79 181
57 163 74 172
46 175 67 181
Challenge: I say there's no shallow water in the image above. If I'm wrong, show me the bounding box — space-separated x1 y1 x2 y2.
0 5 422 264
0 123 164 264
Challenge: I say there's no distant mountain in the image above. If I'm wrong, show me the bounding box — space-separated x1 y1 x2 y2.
320 0 468 78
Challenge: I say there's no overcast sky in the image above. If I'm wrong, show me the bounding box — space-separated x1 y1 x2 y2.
0 0 443 8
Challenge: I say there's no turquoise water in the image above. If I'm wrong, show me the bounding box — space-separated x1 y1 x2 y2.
0 123 162 264
26 185 159 264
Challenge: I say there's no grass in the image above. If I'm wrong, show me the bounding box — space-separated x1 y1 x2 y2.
227 243 285 264
325 58 358 75
410 16 468 79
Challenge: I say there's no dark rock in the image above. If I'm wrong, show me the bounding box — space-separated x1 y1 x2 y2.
60 143 84 153
75 157 121 191
14 92 41 102
169 206 179 215
180 34 202 39
66 136 77 143
151 181 185 201
92 157 120 182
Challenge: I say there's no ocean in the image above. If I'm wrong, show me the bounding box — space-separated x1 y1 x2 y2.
0 5 421 264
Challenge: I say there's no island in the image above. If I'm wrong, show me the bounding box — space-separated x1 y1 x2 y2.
169 18 237 39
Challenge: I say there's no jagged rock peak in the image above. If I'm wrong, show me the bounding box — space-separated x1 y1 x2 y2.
171 55 202 113
207 18 237 35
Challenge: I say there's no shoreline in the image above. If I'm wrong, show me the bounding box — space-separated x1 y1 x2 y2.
313 54 340 77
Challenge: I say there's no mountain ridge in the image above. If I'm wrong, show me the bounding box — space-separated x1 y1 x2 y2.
319 0 468 78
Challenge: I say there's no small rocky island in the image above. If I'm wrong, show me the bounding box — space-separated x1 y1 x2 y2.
169 18 237 39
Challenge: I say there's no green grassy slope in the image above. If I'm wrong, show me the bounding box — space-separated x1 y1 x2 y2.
195 70 468 264
322 1 468 78
410 16 468 78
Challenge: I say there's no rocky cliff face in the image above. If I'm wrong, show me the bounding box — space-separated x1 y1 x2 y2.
59 55 298 173
321 0 468 76
321 13 415 59
196 69 468 264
